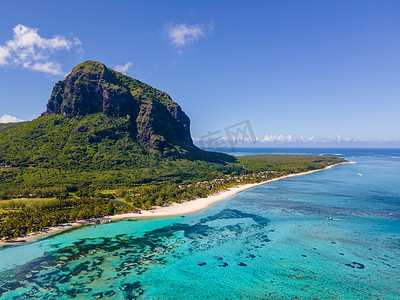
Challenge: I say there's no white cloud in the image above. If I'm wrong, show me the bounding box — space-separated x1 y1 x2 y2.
260 134 354 143
0 46 10 64
29 62 63 75
167 23 206 48
0 114 24 123
0 24 81 75
73 37 82 46
261 134 295 143
114 62 132 73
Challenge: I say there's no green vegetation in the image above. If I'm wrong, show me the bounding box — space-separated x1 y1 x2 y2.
0 153 346 239
0 122 23 134
0 114 155 170
0 194 136 239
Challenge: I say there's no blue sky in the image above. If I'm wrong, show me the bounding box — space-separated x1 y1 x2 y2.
0 0 399 147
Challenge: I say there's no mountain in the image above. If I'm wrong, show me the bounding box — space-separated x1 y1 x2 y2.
43 61 195 152
0 61 234 169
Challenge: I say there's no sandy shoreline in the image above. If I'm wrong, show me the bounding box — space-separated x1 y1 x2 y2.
0 162 351 245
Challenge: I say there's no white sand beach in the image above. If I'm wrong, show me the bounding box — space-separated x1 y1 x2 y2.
0 162 350 245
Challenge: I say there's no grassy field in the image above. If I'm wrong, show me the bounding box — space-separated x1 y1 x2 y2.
0 197 56 212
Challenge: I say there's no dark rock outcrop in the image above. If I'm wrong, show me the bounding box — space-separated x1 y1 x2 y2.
43 61 195 153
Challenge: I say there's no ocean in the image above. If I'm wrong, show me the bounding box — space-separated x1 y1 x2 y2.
0 148 399 299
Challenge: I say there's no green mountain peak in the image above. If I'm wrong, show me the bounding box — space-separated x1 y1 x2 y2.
43 60 194 153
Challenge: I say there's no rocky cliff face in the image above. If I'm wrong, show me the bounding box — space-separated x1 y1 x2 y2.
43 61 195 153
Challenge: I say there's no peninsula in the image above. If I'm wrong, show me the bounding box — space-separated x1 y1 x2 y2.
0 61 347 242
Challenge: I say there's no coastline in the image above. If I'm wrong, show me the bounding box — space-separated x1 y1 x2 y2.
0 161 351 246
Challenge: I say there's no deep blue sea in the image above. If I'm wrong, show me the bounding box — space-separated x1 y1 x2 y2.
0 148 399 299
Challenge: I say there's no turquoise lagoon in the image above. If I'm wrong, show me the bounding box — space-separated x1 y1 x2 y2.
0 149 399 299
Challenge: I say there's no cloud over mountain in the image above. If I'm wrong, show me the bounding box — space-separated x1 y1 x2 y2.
0 24 81 75
166 23 210 49
114 62 132 73
0 114 24 123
